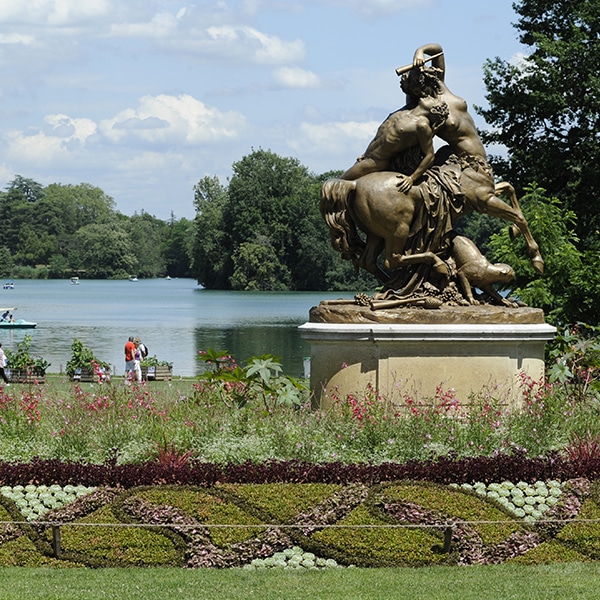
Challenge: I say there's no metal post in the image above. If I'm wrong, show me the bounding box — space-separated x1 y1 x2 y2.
443 525 453 553
52 524 61 558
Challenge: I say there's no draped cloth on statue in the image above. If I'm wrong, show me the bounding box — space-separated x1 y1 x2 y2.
380 153 470 297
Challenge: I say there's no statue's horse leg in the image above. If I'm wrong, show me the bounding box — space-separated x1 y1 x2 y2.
358 233 388 283
464 172 544 273
493 182 544 271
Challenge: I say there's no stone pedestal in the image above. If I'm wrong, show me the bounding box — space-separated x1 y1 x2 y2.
299 303 556 410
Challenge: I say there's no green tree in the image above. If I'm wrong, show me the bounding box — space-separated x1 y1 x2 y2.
225 149 326 291
163 215 194 278
126 211 167 278
478 0 600 249
14 225 57 266
70 223 137 279
230 236 292 291
226 149 310 245
8 175 44 203
0 176 196 279
488 184 592 325
191 175 231 288
0 181 36 254
47 254 70 279
0 246 13 278
191 152 382 291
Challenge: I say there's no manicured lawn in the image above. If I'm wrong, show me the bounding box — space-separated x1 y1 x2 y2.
1 563 599 600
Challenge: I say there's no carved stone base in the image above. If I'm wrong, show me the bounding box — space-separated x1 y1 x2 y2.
310 302 547 325
299 304 556 410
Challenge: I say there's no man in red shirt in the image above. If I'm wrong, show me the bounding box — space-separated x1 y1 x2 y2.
124 336 136 381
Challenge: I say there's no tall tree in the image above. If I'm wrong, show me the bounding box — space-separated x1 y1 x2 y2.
230 236 292 291
126 211 167 278
70 223 137 279
191 175 231 288
224 149 315 290
191 151 381 291
8 175 44 203
163 214 194 278
477 0 600 249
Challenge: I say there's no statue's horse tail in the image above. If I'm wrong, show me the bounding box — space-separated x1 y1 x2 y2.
320 178 366 268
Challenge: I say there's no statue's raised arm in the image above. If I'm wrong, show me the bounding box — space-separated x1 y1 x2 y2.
412 43 446 81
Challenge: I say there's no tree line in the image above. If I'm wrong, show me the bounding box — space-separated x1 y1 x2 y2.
0 175 194 280
190 149 374 292
0 163 372 292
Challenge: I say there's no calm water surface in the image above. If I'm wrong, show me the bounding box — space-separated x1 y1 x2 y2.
0 279 349 377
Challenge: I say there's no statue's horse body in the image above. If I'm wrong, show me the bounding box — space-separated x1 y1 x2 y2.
320 159 542 288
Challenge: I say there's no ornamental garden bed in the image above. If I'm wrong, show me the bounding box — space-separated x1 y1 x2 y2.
65 339 110 383
4 334 50 384
0 477 597 568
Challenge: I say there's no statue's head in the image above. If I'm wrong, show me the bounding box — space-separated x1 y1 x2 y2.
400 66 442 99
493 263 516 283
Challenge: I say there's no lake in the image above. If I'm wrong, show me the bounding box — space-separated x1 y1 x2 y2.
0 279 350 378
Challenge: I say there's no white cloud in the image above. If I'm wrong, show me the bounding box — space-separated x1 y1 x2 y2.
112 149 186 176
45 114 97 141
5 114 96 164
7 130 71 165
203 25 305 64
273 67 320 88
99 94 246 145
0 33 36 46
0 0 111 25
108 10 178 39
323 0 433 17
290 120 378 156
509 51 530 68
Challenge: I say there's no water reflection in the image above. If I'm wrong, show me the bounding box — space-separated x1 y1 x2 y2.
0 279 347 377
194 325 311 378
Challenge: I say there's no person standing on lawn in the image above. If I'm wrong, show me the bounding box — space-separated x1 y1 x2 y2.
0 343 9 386
133 338 143 382
124 336 136 382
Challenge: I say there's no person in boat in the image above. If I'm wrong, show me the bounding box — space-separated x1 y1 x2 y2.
1 311 9 322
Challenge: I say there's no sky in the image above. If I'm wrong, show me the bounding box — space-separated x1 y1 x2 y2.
0 0 526 221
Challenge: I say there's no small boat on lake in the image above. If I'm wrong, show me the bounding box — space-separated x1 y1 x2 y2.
70 276 80 285
2 282 14 290
0 307 37 328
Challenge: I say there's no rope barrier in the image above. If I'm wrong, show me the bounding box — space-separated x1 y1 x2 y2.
4 516 598 559
3 517 600 528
